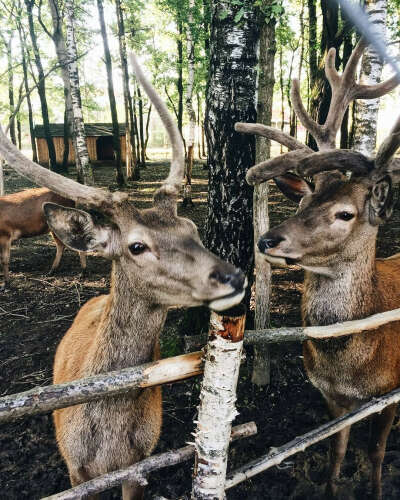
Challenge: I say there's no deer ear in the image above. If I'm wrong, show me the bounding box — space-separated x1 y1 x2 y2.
369 176 394 226
273 173 314 203
43 203 120 257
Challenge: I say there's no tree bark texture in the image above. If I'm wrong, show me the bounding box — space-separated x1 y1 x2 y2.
251 18 276 387
205 0 259 289
353 0 387 155
177 17 184 136
97 0 125 186
137 84 146 166
192 306 246 499
184 0 196 207
64 0 94 184
6 34 16 146
25 0 58 170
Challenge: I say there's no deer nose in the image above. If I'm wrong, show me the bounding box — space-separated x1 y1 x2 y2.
258 235 285 253
209 269 245 291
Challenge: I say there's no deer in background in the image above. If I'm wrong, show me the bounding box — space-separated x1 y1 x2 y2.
237 39 400 499
0 187 86 289
0 56 246 499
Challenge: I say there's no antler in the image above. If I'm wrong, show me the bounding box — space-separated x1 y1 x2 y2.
234 123 311 152
375 115 400 172
0 126 127 211
291 38 399 151
129 53 184 196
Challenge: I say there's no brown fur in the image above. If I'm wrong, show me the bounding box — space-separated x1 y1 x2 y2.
0 187 85 286
259 175 400 498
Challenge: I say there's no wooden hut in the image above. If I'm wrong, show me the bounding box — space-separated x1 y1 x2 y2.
34 123 127 165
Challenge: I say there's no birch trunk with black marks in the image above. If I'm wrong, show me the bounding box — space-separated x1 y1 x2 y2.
183 0 196 207
97 0 125 186
192 306 246 499
252 18 276 387
25 0 58 170
205 0 259 296
64 0 94 184
177 17 184 137
353 0 387 155
115 0 138 180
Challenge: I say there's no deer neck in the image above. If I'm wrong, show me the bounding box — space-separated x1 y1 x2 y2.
302 244 378 327
90 262 168 374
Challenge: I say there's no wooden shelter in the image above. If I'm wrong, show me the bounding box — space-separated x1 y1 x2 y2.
34 123 127 165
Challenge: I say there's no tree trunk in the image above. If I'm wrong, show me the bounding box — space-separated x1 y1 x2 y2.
6 35 16 146
279 47 285 153
96 0 125 186
177 17 184 137
137 84 146 167
64 0 94 184
144 104 152 159
340 29 354 149
183 0 196 208
115 0 138 180
205 0 259 302
25 0 58 170
307 0 318 150
252 19 276 387
353 0 387 156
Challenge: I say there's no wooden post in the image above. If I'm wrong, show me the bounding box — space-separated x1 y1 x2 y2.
191 305 246 500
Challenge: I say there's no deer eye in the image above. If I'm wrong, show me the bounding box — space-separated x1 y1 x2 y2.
335 211 354 221
129 242 147 255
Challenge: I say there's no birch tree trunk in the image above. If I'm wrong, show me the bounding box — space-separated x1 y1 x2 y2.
205 0 259 298
183 0 196 208
251 19 276 387
64 0 94 184
97 0 125 186
192 306 246 499
115 0 138 180
353 0 387 155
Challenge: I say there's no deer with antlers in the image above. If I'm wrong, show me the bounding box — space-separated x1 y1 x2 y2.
0 56 246 499
237 39 400 499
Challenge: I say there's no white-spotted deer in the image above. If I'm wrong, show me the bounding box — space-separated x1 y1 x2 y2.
237 39 400 499
0 187 86 289
0 56 246 499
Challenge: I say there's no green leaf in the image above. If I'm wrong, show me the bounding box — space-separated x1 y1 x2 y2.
234 7 245 23
219 9 229 20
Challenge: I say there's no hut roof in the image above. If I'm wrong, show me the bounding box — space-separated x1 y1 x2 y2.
34 123 126 138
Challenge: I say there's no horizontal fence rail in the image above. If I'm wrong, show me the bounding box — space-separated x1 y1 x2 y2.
225 386 400 490
42 422 257 500
0 352 203 423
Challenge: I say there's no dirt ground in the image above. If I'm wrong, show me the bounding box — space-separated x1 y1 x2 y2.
1 158 400 499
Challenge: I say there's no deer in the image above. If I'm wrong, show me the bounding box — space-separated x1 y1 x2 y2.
0 187 87 289
236 39 400 499
0 55 246 499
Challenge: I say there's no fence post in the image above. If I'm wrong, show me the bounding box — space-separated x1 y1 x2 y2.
191 304 246 500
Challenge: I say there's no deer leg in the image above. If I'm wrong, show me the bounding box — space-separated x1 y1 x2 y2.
368 403 397 500
325 399 352 499
49 233 64 275
69 467 99 500
78 252 87 278
122 480 144 500
0 238 11 290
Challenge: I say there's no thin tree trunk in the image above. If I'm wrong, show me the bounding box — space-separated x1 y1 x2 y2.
340 29 353 149
177 17 184 137
307 0 318 150
132 86 141 164
97 0 125 186
205 0 259 303
279 47 285 154
144 104 152 159
137 84 146 167
353 0 387 155
115 0 138 180
6 35 16 146
25 0 58 170
183 0 196 208
197 93 202 159
252 18 276 387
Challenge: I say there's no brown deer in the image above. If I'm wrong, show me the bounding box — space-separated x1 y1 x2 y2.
0 56 246 499
0 187 86 289
237 39 400 499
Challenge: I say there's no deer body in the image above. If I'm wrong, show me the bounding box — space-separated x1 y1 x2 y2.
0 186 85 286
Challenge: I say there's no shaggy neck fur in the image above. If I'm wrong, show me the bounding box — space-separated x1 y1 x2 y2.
90 262 168 374
302 241 378 328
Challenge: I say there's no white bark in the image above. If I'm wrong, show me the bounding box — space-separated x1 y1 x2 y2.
64 0 94 184
192 308 246 499
353 0 387 155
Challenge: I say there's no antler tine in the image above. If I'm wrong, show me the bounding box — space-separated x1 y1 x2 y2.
375 115 400 171
0 126 126 210
234 122 312 152
246 149 312 185
129 53 184 194
298 150 375 177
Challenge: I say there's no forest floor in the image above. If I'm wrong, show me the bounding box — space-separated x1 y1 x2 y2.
2 158 400 499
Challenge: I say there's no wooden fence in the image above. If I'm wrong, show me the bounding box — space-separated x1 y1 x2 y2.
2 307 400 499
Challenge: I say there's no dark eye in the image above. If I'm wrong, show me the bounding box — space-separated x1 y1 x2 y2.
335 211 354 221
129 242 147 255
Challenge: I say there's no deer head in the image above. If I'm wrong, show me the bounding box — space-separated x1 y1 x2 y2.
236 39 400 276
0 55 245 311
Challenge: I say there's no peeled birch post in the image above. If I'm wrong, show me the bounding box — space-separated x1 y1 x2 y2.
191 305 246 500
